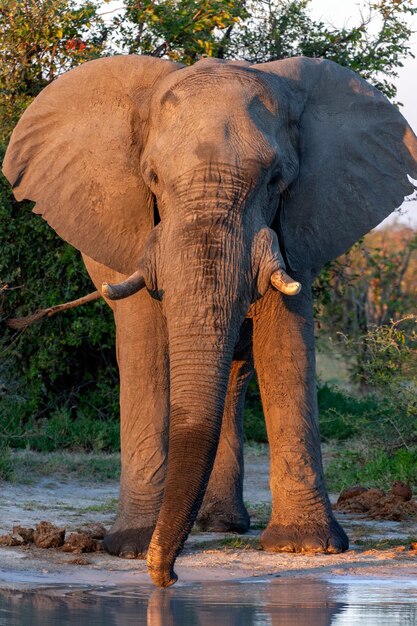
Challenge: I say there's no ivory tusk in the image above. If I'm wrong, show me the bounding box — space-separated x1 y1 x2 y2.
102 271 146 300
270 269 301 296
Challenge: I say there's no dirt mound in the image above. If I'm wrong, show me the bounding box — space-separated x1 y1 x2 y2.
0 525 35 546
0 521 106 553
335 483 417 521
62 533 99 554
13 525 35 543
76 523 106 540
337 485 368 503
33 521 65 548
391 481 412 501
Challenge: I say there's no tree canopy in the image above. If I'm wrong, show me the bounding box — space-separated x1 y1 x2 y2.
112 0 416 98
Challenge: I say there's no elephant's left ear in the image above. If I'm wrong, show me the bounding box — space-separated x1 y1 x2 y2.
255 57 417 274
2 55 182 275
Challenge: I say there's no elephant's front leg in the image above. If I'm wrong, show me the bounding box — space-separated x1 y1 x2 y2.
253 273 348 554
83 256 169 559
197 320 253 533
103 290 169 558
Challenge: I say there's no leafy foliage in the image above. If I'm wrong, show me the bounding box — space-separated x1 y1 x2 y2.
342 317 417 449
323 316 417 492
0 0 107 139
229 0 416 99
0 2 117 439
0 447 13 481
325 447 417 492
112 0 247 63
244 378 267 442
317 226 417 386
317 383 379 442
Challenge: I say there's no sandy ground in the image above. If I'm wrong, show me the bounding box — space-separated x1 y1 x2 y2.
1 446 417 588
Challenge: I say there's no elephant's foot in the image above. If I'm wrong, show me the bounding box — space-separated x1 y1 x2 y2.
196 499 250 533
260 516 348 554
103 525 155 559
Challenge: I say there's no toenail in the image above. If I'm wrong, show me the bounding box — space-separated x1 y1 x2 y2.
120 550 137 559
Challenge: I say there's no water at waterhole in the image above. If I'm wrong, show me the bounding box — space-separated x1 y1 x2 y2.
1 577 416 625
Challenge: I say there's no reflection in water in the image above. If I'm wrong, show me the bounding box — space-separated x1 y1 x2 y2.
0 578 416 626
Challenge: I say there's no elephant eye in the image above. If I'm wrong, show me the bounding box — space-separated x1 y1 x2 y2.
268 173 281 189
149 170 159 186
153 194 161 226
267 172 284 206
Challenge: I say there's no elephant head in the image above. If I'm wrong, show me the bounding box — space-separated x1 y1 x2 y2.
3 54 417 586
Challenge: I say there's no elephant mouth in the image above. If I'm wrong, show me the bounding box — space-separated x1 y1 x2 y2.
103 267 300 300
102 239 301 303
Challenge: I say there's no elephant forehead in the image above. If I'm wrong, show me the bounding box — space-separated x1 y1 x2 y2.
147 78 284 169
143 64 298 189
153 62 278 115
144 110 278 186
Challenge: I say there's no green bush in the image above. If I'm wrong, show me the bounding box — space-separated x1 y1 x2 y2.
243 378 267 443
0 372 120 452
0 146 120 450
0 447 14 481
325 447 417 492
341 318 417 451
317 383 381 441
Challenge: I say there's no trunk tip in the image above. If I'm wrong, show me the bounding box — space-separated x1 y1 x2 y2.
148 565 178 588
147 546 178 587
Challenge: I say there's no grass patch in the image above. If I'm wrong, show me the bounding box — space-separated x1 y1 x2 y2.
325 447 417 492
217 536 261 550
21 500 80 511
193 536 261 551
17 498 119 515
21 500 52 511
247 503 271 529
1 450 121 483
76 498 118 514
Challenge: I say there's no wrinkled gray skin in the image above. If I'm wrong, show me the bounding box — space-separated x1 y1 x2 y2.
3 55 417 588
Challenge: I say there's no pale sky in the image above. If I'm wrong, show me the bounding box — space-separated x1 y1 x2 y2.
100 0 417 226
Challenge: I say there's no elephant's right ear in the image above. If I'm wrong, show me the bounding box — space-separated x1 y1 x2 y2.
2 55 182 275
255 57 417 275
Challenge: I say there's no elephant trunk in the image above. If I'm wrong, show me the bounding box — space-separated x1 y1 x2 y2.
146 297 240 587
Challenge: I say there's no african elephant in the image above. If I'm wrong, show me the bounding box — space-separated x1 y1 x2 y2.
3 55 417 587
